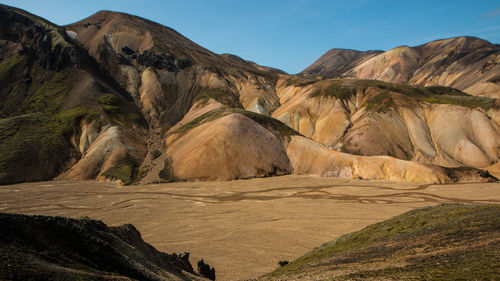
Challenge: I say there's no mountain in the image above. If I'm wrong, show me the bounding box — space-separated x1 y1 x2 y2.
302 37 500 98
264 203 500 280
272 77 500 174
0 4 498 185
0 213 210 280
0 5 148 185
301 49 383 78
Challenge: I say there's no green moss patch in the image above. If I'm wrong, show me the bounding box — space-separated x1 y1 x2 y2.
310 79 358 100
365 91 396 113
307 78 497 110
0 53 28 79
102 158 136 185
0 108 93 184
97 93 120 112
158 157 180 182
22 70 72 114
193 87 241 108
173 108 299 139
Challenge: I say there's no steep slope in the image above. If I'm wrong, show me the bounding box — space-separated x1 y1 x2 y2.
301 49 382 78
302 37 500 98
273 77 500 172
0 213 209 280
0 4 147 185
264 204 500 280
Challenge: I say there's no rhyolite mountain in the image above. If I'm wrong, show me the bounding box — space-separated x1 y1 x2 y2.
0 4 499 185
301 37 500 98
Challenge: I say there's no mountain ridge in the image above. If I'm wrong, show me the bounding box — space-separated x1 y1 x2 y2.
302 36 500 98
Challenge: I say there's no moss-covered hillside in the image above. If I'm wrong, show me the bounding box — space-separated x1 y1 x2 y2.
265 204 500 280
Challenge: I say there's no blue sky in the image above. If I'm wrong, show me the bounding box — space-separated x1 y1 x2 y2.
2 0 499 73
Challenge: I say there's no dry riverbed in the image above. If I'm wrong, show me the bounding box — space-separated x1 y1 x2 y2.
1 176 499 280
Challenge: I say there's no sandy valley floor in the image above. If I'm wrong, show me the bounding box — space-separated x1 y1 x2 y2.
1 176 499 280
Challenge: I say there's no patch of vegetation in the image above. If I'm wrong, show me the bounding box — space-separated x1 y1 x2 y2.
268 204 500 279
339 245 500 281
158 157 180 182
234 109 299 138
0 107 94 184
308 79 498 110
424 85 469 96
0 53 28 79
134 166 150 183
102 158 137 185
418 94 497 109
21 70 72 114
285 76 318 87
174 110 227 135
365 91 396 113
310 79 358 100
193 87 234 106
173 108 299 139
97 93 121 113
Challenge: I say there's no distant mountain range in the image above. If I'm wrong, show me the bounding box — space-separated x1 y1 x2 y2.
0 4 499 185
301 37 500 98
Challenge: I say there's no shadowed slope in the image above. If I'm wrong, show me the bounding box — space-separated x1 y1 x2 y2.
0 4 147 185
0 213 209 280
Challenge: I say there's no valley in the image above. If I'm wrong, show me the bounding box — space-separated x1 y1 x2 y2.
1 3 500 280
1 176 499 280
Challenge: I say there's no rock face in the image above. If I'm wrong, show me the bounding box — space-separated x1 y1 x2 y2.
264 204 500 280
301 37 500 98
0 213 209 280
0 4 498 185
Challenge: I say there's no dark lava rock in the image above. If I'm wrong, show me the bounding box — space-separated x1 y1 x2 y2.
197 259 216 280
0 213 207 280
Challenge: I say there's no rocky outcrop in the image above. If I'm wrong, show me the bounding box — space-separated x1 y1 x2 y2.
0 213 209 280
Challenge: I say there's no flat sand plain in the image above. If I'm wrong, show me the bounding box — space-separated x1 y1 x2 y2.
1 175 499 280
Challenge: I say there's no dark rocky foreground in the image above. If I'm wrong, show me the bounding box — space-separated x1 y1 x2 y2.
0 213 211 280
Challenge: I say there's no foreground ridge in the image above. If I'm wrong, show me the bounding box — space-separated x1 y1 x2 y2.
0 212 211 280
263 203 500 280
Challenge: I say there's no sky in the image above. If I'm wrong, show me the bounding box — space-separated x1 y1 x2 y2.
2 0 500 74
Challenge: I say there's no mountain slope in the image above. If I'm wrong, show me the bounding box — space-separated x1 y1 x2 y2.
65 9 286 183
0 4 498 185
0 213 209 280
273 77 500 172
0 4 147 184
264 204 500 280
301 49 382 78
302 37 500 98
